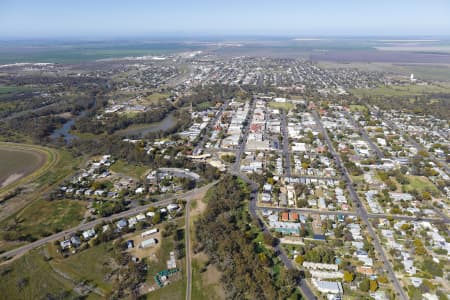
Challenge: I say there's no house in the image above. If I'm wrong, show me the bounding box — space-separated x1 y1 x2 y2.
60 240 71 250
82 229 96 240
281 212 289 222
70 236 81 248
116 219 128 230
356 266 375 276
290 212 299 221
126 240 134 249
167 203 179 211
136 213 146 221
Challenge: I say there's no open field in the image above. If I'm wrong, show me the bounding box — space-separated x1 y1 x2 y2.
0 148 46 188
399 176 441 196
349 83 450 98
0 148 82 240
319 61 450 82
0 248 78 300
191 253 225 300
0 199 86 241
110 159 148 178
48 242 116 294
268 101 295 111
0 143 50 190
349 104 368 113
311 50 450 64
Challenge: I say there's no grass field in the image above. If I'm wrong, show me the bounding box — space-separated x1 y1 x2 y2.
268 101 295 111
110 159 148 178
191 256 224 300
143 93 170 105
1 199 86 239
0 85 33 95
349 83 450 98
319 61 450 82
349 104 368 113
49 242 116 293
399 175 441 195
0 249 78 300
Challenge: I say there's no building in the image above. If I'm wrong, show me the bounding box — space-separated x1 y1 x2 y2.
140 238 158 248
312 279 343 295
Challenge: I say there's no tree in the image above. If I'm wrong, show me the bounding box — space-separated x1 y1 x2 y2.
370 280 378 292
295 255 304 265
343 271 354 282
360 278 370 292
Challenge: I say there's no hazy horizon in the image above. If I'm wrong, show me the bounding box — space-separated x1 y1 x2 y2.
1 0 449 39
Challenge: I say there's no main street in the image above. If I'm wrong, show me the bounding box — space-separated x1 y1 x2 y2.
193 99 230 155
281 109 292 178
313 110 409 300
230 98 317 300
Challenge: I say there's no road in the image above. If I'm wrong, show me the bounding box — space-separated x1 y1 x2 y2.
185 191 192 300
255 205 448 223
281 109 292 177
343 110 384 159
0 182 216 261
229 99 317 300
232 97 256 173
373 107 450 175
235 171 316 300
313 110 409 300
193 100 230 155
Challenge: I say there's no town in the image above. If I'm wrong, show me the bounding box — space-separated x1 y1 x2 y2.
0 39 449 300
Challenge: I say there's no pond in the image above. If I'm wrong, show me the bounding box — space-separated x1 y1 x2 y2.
116 111 177 137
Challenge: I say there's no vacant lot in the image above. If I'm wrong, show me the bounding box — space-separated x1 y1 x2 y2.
49 242 117 294
0 146 47 188
110 159 148 178
268 101 295 111
0 248 78 300
1 199 86 240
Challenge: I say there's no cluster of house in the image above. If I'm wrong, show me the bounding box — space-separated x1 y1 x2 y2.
188 57 385 90
287 110 337 178
59 203 180 252
380 219 449 278
59 155 120 198
145 167 200 194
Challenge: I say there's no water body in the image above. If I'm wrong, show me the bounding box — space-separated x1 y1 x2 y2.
50 111 88 143
50 119 76 142
117 111 177 137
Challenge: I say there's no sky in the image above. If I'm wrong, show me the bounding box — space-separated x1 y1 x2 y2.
0 0 449 38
